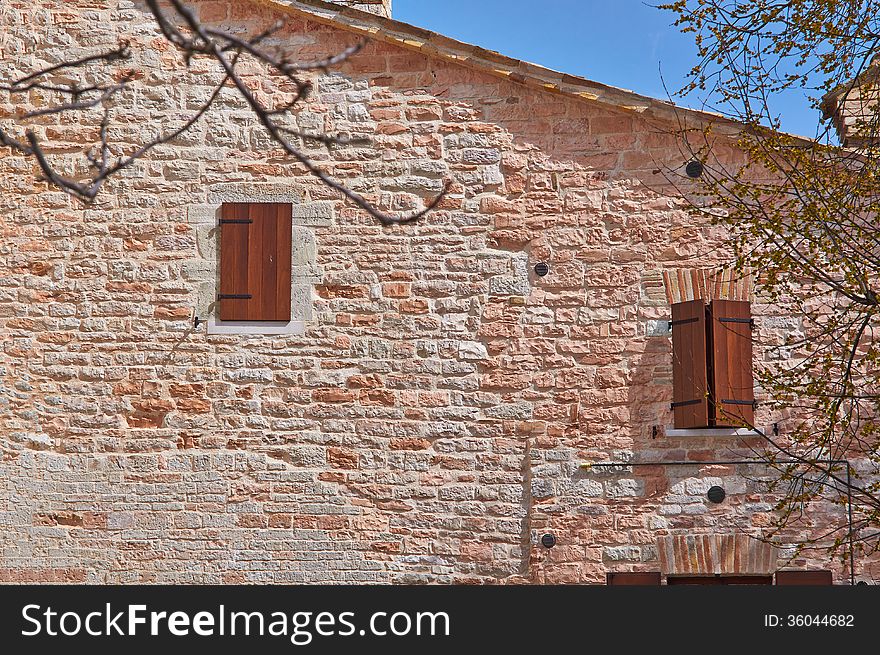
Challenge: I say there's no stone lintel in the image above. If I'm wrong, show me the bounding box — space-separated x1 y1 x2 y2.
658 534 778 576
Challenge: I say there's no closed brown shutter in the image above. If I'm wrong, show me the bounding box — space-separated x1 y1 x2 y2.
218 202 292 322
671 299 710 428
667 575 772 585
606 572 661 585
709 300 755 426
775 570 833 585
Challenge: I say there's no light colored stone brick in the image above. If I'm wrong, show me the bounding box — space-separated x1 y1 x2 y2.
291 202 335 227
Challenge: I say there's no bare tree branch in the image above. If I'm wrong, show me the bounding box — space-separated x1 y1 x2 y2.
0 1 448 223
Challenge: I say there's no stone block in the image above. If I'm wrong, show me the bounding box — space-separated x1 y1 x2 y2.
207 183 304 204
291 202 335 227
195 224 218 260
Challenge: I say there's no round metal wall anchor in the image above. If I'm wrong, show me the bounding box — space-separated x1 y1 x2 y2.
534 262 550 277
541 533 557 549
685 160 705 178
707 486 726 504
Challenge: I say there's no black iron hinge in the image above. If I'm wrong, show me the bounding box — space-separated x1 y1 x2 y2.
671 398 703 409
719 399 758 407
718 316 755 328
217 294 253 300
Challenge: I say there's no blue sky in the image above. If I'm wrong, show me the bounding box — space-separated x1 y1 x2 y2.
394 0 819 138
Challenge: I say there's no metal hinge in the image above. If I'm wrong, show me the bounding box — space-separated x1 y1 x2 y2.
218 219 253 224
671 398 703 409
669 316 699 330
718 316 755 328
217 294 253 300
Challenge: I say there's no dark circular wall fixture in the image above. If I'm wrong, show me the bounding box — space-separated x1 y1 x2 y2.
541 533 557 549
534 262 550 277
685 160 705 178
707 486 726 504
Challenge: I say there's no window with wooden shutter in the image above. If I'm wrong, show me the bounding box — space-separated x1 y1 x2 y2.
670 299 755 428
671 299 710 428
709 300 755 426
606 572 662 585
218 202 292 322
666 575 773 585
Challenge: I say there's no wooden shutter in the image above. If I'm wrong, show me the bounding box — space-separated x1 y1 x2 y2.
218 202 292 322
709 300 755 426
667 576 772 585
775 570 833 585
666 576 723 585
606 572 661 585
671 299 710 428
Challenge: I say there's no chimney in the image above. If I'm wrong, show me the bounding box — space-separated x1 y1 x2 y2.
325 1 392 18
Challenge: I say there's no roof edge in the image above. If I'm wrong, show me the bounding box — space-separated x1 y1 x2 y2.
820 56 880 118
251 0 815 144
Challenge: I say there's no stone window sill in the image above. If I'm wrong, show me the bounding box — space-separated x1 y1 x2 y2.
663 426 766 438
207 318 306 335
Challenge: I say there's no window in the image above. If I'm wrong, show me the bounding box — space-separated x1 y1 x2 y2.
218 202 292 322
666 576 772 585
606 572 661 585
670 299 755 429
775 570 833 585
605 571 832 585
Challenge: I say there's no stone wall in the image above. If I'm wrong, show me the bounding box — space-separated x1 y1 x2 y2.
0 0 873 583
823 55 879 148
828 82 879 147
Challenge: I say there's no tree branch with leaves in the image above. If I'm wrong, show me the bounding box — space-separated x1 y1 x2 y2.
661 0 880 565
